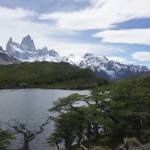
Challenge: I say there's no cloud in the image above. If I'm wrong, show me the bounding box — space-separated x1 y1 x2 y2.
93 29 150 45
107 56 136 64
107 56 127 63
39 0 150 30
0 6 125 57
131 51 150 61
0 6 76 49
0 6 36 19
34 36 125 56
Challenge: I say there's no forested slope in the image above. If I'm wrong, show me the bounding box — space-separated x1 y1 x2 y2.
0 62 107 89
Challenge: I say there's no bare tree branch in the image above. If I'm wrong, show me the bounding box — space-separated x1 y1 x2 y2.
8 118 51 150
80 141 88 150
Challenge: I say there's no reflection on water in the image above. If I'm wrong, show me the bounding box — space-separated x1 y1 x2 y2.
0 89 89 150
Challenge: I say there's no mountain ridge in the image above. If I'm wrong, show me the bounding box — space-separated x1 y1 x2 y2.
6 35 61 62
4 35 149 80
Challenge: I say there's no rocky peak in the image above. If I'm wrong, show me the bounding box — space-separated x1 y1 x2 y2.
48 50 59 57
20 35 36 52
6 37 14 56
0 46 3 51
42 47 48 51
102 56 109 61
8 37 13 44
84 53 94 59
62 54 83 66
0 46 20 65
0 47 6 54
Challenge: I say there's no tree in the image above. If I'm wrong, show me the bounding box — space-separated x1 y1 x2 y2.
48 91 112 149
48 110 87 150
10 118 50 150
48 76 150 149
109 79 150 140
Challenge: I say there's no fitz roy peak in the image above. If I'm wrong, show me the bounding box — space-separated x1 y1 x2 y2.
6 35 60 62
20 35 36 52
5 35 149 80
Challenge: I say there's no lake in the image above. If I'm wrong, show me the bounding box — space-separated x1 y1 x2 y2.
0 89 89 150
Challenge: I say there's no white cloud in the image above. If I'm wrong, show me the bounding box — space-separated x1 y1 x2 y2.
34 37 124 56
132 52 150 61
107 56 136 64
107 56 127 63
0 7 76 49
93 29 150 45
0 6 37 19
39 0 150 30
0 6 126 56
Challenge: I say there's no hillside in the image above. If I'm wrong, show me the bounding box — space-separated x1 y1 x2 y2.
0 61 107 89
48 72 150 150
132 71 150 80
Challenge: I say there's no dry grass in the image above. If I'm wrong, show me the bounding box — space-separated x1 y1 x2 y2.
124 137 140 147
89 145 110 150
117 137 141 150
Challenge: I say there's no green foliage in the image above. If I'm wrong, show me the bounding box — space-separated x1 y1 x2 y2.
0 129 14 150
0 62 107 89
49 88 113 149
48 73 150 149
48 110 87 149
49 93 87 112
109 77 150 140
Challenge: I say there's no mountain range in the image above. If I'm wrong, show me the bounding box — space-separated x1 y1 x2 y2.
0 35 149 80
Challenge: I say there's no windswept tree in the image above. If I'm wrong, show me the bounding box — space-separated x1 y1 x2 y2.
48 91 112 149
47 110 87 150
48 93 88 149
9 118 50 150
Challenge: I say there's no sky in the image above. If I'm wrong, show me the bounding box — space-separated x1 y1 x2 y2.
0 0 150 68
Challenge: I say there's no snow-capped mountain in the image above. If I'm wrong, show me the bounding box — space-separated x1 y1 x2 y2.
4 35 149 80
0 47 20 65
62 53 149 80
61 54 83 65
6 35 61 62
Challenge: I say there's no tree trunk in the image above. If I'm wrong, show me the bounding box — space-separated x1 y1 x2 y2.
65 138 72 150
55 141 59 150
77 134 82 145
94 123 99 141
23 139 30 150
77 126 83 145
87 122 91 141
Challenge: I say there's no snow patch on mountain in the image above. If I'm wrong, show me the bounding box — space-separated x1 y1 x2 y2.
61 54 83 65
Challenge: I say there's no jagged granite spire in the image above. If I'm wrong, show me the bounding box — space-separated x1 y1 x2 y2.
6 37 13 56
21 35 36 52
0 46 3 51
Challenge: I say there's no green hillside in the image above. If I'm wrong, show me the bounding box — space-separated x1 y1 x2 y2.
0 62 107 89
47 72 150 150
